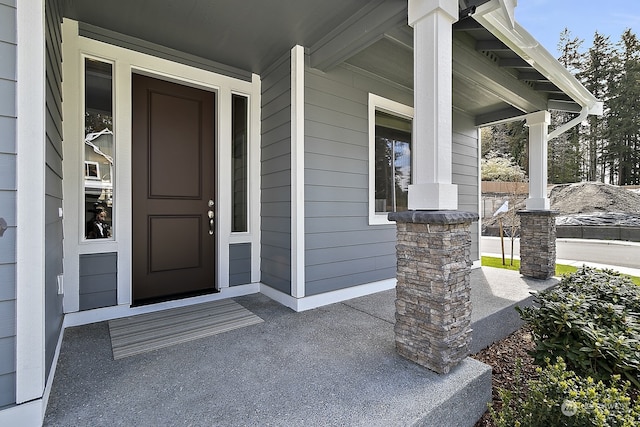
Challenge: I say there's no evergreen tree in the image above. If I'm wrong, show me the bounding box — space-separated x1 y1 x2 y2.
550 29 585 183
579 31 615 182
607 29 640 185
481 121 528 175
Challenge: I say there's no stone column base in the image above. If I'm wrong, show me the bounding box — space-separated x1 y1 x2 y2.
388 210 478 374
517 210 559 279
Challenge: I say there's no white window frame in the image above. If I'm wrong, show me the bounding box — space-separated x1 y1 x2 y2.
368 93 414 225
81 54 116 243
229 91 251 237
84 161 100 179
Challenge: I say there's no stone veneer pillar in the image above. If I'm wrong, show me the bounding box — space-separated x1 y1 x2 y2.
388 210 478 374
518 210 559 279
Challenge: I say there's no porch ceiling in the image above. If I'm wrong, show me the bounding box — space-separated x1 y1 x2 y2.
63 0 374 73
64 1 581 127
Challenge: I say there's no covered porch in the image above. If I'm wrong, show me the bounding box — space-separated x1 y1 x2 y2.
43 267 557 427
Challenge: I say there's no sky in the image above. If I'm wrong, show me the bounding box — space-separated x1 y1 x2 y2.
515 0 640 58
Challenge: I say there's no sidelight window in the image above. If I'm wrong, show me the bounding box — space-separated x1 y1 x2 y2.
84 58 114 240
231 94 249 232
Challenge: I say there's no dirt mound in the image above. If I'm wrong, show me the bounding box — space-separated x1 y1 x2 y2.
482 182 640 231
549 182 640 214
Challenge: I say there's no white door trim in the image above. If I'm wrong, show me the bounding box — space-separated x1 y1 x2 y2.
62 19 262 312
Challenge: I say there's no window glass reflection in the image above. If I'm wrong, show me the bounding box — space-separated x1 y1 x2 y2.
374 110 412 213
84 58 114 239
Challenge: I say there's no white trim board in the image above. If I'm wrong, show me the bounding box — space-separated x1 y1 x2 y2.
260 279 396 312
290 45 305 298
63 284 260 328
16 0 47 404
61 19 262 312
0 400 43 427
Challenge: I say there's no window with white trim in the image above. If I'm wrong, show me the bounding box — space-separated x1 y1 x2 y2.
368 94 414 224
84 57 114 239
231 93 249 232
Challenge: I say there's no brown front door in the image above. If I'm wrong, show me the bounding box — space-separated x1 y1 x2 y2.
132 74 216 304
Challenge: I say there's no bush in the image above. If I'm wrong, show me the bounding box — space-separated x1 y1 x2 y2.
491 357 640 427
481 151 527 182
517 267 640 388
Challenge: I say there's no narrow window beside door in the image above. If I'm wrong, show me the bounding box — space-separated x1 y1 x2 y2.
232 94 248 232
84 58 114 240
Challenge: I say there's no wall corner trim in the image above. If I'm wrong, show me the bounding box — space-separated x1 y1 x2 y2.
16 0 47 404
290 45 306 298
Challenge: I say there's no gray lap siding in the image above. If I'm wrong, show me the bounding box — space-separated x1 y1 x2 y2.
44 0 65 383
304 64 479 296
303 66 409 296
260 52 292 294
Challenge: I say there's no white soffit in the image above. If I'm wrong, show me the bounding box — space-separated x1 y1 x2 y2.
473 0 603 115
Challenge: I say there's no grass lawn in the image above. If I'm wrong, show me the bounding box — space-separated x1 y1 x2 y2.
481 256 640 285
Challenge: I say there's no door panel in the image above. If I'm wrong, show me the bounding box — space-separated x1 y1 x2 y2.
149 216 201 272
148 92 202 198
132 74 216 303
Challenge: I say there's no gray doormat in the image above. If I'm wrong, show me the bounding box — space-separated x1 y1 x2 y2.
108 299 263 359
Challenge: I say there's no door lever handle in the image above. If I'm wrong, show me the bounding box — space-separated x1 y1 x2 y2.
207 210 214 235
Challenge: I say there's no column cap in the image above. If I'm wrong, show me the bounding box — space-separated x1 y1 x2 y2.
517 210 560 216
408 0 458 26
389 210 479 224
526 110 550 126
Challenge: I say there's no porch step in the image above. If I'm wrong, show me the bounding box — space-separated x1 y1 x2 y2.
469 267 559 354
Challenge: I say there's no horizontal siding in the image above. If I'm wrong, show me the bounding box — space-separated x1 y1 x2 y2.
304 65 480 296
45 0 64 383
0 264 15 302
0 116 16 153
0 79 16 117
260 52 291 294
79 253 118 310
452 111 480 260
0 3 16 45
0 153 16 190
229 243 251 286
0 0 16 409
0 300 15 339
0 372 14 408
0 41 15 81
304 65 407 296
0 336 15 376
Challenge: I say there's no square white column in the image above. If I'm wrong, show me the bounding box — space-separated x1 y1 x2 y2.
408 0 459 210
525 111 551 210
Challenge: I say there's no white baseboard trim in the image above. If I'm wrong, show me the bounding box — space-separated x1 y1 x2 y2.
64 283 260 327
260 278 397 312
0 399 43 427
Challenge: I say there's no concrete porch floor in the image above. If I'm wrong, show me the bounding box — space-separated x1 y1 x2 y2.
43 267 557 427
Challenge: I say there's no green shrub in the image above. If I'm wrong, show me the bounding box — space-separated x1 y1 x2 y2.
481 151 527 182
517 267 640 388
491 357 640 427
